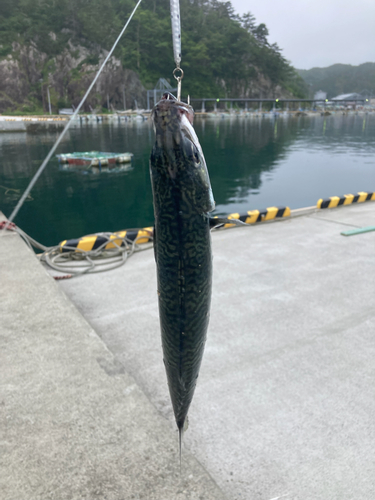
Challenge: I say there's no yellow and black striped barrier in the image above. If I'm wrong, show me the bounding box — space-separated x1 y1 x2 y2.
317 191 375 209
22 117 68 122
59 207 291 252
59 227 153 253
219 206 291 228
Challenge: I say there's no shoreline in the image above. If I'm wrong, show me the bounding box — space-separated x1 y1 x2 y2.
1 108 373 133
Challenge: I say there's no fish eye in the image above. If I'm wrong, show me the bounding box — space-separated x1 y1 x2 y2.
192 145 200 165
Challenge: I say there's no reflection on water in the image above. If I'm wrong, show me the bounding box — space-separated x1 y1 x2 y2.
0 113 374 246
58 163 134 175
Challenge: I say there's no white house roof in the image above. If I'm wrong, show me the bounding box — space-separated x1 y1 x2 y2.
332 93 363 101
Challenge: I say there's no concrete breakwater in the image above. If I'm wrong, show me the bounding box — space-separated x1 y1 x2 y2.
0 116 68 133
0 113 149 133
1 109 371 134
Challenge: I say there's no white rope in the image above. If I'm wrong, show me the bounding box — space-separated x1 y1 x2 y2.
3 0 143 229
41 235 153 277
7 224 153 277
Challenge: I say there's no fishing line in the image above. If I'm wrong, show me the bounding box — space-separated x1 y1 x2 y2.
2 0 143 230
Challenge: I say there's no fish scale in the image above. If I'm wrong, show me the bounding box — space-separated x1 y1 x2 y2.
152 168 212 424
150 93 214 447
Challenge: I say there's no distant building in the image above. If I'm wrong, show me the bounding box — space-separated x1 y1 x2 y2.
314 90 327 101
331 93 365 108
331 93 364 102
59 108 74 115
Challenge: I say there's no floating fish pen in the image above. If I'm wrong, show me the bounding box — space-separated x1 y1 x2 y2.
56 151 133 168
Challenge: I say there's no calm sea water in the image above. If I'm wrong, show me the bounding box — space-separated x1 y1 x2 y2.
0 113 374 246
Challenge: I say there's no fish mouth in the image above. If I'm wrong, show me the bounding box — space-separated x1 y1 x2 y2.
161 92 176 102
152 93 211 188
151 93 215 211
152 92 197 149
152 92 196 177
153 92 194 126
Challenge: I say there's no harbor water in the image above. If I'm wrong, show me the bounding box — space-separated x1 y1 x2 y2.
0 112 374 246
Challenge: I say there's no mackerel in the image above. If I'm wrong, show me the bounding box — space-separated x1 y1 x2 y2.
150 93 215 452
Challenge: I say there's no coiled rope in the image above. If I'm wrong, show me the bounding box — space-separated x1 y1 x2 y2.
42 233 153 277
0 221 153 279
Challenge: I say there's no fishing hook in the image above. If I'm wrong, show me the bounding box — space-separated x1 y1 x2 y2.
173 66 184 102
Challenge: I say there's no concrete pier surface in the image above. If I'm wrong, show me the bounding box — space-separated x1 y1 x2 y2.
1 201 375 500
0 217 226 499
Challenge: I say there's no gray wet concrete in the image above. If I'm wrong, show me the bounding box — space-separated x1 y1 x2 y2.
0 216 226 500
58 202 375 500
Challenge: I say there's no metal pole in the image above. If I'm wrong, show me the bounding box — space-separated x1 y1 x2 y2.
47 86 52 115
202 100 205 113
123 86 126 110
259 101 262 112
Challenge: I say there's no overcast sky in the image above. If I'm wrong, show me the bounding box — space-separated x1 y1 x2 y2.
230 0 375 69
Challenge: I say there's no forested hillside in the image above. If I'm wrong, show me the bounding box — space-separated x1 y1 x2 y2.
0 0 308 113
297 63 375 98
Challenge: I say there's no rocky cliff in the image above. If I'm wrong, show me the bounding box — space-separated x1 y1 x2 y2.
0 37 147 114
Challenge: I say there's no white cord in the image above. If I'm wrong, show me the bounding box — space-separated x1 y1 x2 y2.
8 223 152 277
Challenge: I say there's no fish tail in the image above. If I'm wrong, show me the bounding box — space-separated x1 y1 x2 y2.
178 425 183 473
177 416 189 473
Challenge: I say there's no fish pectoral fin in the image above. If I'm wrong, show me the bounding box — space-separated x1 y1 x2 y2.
209 216 249 229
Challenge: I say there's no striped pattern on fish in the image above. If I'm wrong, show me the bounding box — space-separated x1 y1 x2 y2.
149 93 215 438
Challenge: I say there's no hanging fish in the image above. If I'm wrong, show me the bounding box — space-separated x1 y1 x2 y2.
150 92 214 452
149 93 244 453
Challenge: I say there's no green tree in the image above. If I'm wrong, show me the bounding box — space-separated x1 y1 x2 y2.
0 0 308 113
